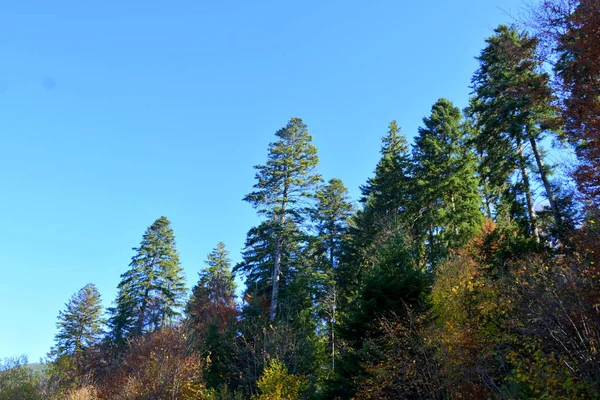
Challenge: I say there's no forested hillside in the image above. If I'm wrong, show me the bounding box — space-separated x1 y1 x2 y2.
1 1 599 398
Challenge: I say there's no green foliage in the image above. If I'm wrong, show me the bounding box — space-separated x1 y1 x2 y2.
413 98 483 268
351 121 414 270
253 359 308 400
309 178 354 374
244 116 321 222
26 9 600 398
342 232 430 347
243 117 321 322
332 231 431 398
52 284 104 358
0 356 45 400
470 25 564 237
108 216 187 344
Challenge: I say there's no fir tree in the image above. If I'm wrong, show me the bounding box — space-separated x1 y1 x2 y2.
413 98 483 267
187 242 237 389
52 283 104 358
310 178 354 370
243 117 321 321
351 121 414 269
470 25 563 236
108 216 186 344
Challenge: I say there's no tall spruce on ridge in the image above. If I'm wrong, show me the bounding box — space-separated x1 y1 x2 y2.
470 25 563 236
243 117 321 321
413 98 483 267
108 216 186 344
52 283 104 359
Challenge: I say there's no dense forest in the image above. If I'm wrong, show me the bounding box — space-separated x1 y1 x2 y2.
2 1 599 398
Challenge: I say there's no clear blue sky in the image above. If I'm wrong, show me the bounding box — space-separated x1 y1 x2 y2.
1 0 525 361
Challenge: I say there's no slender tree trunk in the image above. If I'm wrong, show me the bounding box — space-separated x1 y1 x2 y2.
331 285 336 371
528 130 562 228
137 287 150 335
517 138 539 240
270 238 282 322
450 193 458 243
428 225 435 268
329 243 336 371
482 177 493 219
270 187 288 322
478 150 494 219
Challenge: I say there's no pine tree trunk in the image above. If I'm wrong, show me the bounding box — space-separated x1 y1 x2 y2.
517 138 539 240
528 130 562 228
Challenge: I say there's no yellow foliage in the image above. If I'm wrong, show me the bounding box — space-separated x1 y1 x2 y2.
253 358 308 400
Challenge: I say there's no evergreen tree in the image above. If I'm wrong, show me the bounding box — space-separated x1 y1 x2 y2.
52 283 104 358
310 178 354 371
108 216 186 344
243 117 321 321
413 98 483 267
350 121 414 270
470 25 563 236
187 242 237 389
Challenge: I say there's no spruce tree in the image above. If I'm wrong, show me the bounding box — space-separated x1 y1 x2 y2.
243 117 321 321
108 216 186 344
52 283 104 358
413 98 483 267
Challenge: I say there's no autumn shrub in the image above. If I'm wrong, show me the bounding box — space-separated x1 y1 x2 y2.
354 311 443 400
253 358 308 400
502 251 600 398
429 220 524 398
431 254 514 399
62 385 99 400
98 326 210 400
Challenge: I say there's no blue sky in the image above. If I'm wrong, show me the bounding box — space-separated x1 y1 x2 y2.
1 0 525 361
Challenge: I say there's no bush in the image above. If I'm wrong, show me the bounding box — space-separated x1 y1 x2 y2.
253 358 308 400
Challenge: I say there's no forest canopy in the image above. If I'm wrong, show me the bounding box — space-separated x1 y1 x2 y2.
2 1 600 399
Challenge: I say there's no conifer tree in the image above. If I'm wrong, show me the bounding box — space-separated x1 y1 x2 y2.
52 283 104 358
108 216 186 344
351 121 414 269
310 178 354 370
243 117 321 321
413 98 483 267
470 25 563 236
187 242 237 389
